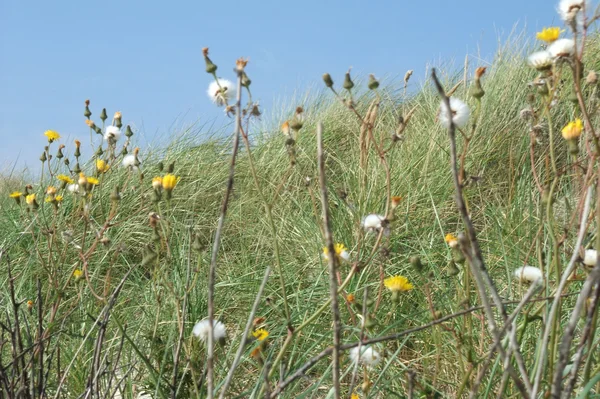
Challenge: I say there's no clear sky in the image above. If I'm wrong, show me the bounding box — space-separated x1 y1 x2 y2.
0 0 559 172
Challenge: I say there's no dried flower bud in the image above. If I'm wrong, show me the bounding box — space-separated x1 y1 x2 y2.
586 70 598 85
85 119 96 129
203 47 218 74
84 100 92 118
236 57 248 72
322 73 334 88
241 71 252 88
343 70 354 90
368 74 380 90
100 108 107 122
404 70 413 84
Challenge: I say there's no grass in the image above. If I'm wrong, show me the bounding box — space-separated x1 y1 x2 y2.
1 29 600 398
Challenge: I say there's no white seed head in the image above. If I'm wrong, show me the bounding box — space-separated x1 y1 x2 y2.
104 125 122 142
67 184 80 193
548 38 576 58
207 79 236 107
192 319 227 344
583 249 598 267
439 97 470 129
514 266 543 284
362 214 385 232
349 346 381 368
527 51 554 70
122 154 137 168
558 0 588 23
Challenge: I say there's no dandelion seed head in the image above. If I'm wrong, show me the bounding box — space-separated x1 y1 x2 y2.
192 319 227 343
514 266 543 284
439 97 470 129
207 79 236 107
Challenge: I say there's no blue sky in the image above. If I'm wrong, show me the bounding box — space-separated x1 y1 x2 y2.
0 0 559 172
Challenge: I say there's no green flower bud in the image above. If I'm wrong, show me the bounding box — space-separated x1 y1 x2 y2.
100 108 107 122
343 71 354 90
125 125 134 138
368 74 379 90
40 151 47 162
322 73 334 88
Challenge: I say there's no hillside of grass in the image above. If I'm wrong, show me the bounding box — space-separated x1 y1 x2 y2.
1 31 599 398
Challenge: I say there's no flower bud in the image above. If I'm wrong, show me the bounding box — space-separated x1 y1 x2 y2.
322 73 334 88
202 47 218 74
167 161 175 173
56 144 65 159
100 108 107 122
368 74 379 90
125 125 134 138
343 70 354 90
40 151 47 162
84 100 92 118
241 71 251 88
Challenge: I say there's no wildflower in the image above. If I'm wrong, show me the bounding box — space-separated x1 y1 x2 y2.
439 98 470 129
583 249 597 267
67 184 80 193
73 269 83 281
26 194 36 206
96 159 110 173
349 346 381 368
87 177 99 185
362 214 385 232
514 266 543 284
9 191 22 204
391 196 402 209
322 73 334 88
27 300 34 310
235 57 248 72
558 0 588 23
162 174 178 189
192 319 227 345
561 119 583 140
346 293 355 303
202 47 218 74
469 67 486 99
55 195 63 202
152 176 163 190
445 233 459 249
74 139 81 158
122 154 137 168
252 328 269 341
548 38 575 58
78 173 88 187
384 275 413 292
351 394 359 399
104 126 121 142
57 174 74 184
207 78 236 107
322 243 351 263
85 119 96 129
536 27 562 43
44 130 60 143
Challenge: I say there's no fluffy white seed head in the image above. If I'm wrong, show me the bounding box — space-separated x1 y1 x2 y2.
192 319 227 344
583 249 598 267
362 214 385 232
514 266 543 284
67 184 80 193
528 51 554 70
104 125 121 142
207 79 236 107
439 97 470 129
349 346 381 368
548 38 576 58
558 0 588 23
122 154 137 168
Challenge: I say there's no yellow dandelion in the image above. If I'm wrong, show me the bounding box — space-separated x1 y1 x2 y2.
346 293 355 303
57 174 74 184
384 275 413 293
44 130 61 143
152 176 163 190
162 174 178 191
45 196 53 203
561 119 583 140
536 27 562 43
445 233 459 248
73 269 83 280
351 394 359 399
96 159 110 173
26 300 34 310
87 177 99 185
25 194 36 205
252 328 269 341
322 243 350 262
55 195 63 202
9 191 22 198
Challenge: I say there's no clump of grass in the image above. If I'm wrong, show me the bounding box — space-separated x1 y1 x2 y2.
1 3 600 398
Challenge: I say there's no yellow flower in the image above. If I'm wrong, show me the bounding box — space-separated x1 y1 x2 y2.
252 328 269 341
73 269 83 280
27 300 34 310
322 243 350 262
25 194 36 205
562 119 583 140
346 293 355 303
9 191 22 198
162 174 178 191
57 174 74 184
87 177 99 185
46 186 57 195
445 233 459 248
384 275 413 293
45 196 53 203
55 195 63 202
96 159 110 173
351 394 359 399
391 195 402 208
536 27 562 43
152 176 163 190
44 130 61 143
281 121 290 136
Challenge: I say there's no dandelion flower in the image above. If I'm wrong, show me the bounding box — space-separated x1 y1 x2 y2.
57 174 74 184
27 300 34 310
67 184 80 193
207 78 236 107
122 154 137 168
558 0 588 23
384 275 413 292
322 243 351 262
104 126 121 141
351 394 359 399
439 98 470 129
96 159 110 173
55 195 63 202
528 51 554 71
548 38 575 58
583 249 597 267
25 194 36 205
536 27 562 43
46 186 57 196
349 346 381 368
73 269 83 280
44 130 61 143
561 119 583 140
445 233 459 249
514 266 543 284
362 214 385 232
162 174 178 191
9 191 22 198
252 328 269 341
152 176 163 190
192 319 227 344
281 121 290 136
87 177 99 185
